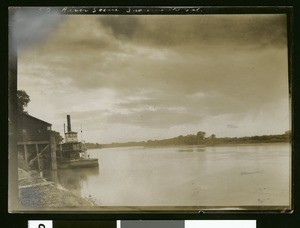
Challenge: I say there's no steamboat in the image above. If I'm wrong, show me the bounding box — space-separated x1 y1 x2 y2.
57 115 99 169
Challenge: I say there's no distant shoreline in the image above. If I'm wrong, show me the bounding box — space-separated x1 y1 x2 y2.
86 139 290 150
85 132 290 150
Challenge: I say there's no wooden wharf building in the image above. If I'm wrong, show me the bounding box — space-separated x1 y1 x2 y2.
17 114 60 171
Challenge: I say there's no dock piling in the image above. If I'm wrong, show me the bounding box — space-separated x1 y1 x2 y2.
50 132 57 170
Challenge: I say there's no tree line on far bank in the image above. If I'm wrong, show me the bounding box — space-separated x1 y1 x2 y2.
85 131 291 150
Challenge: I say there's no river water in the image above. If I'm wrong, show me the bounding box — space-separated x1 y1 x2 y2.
49 143 291 208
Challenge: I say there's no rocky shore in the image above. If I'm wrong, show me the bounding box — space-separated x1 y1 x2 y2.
18 168 95 208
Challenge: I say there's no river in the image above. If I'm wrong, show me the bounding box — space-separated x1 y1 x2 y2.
48 143 291 208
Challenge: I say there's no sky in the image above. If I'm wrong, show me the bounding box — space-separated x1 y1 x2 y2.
14 9 290 143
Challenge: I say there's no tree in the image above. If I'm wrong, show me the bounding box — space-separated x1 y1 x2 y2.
196 131 206 140
17 90 30 114
196 131 206 145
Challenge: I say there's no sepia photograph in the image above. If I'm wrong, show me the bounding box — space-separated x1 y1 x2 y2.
8 7 292 212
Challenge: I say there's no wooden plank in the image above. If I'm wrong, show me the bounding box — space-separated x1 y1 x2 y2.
28 144 49 165
19 181 54 189
35 144 41 171
39 144 49 155
50 133 57 170
23 144 28 164
18 141 50 145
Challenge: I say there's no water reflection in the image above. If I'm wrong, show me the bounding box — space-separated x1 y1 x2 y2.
177 148 194 152
176 146 206 152
44 167 99 193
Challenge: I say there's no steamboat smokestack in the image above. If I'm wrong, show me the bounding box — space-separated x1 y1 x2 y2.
67 115 71 132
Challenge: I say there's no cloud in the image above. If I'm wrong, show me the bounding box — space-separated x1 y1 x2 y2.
17 13 290 142
106 108 203 129
100 15 140 40
19 14 288 94
99 14 287 49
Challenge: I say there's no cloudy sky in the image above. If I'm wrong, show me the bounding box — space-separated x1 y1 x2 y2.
14 9 290 143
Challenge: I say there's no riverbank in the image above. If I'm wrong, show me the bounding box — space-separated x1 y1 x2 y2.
18 168 95 208
85 132 290 150
87 141 290 151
